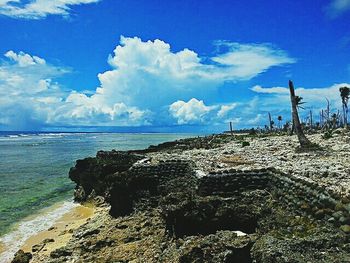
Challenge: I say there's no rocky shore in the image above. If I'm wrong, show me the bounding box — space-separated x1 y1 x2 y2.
12 131 350 262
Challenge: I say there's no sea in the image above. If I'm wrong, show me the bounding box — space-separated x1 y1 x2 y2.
0 132 197 262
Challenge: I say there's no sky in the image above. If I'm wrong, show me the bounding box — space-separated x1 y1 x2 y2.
0 0 349 132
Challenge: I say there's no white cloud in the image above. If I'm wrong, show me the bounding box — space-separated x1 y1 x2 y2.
0 37 296 129
326 0 350 17
212 42 296 80
169 98 215 124
249 83 350 127
5 50 46 67
247 114 264 125
251 83 350 107
169 99 240 125
85 36 295 112
56 92 149 126
0 50 147 129
217 103 237 118
0 0 100 19
251 85 289 94
0 51 67 129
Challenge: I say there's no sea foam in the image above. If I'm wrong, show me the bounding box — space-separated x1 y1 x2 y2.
0 200 77 263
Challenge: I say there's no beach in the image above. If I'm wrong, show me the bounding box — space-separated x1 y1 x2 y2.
21 204 94 257
0 202 94 263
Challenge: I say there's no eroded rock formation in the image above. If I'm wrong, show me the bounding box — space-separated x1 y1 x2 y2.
21 133 350 262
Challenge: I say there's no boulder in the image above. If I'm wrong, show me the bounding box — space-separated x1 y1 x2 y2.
11 250 32 263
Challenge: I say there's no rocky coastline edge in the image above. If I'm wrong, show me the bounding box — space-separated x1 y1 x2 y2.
12 132 350 263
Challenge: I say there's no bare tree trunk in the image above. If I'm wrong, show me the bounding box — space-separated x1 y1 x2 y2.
289 80 312 147
268 112 273 131
309 110 313 128
343 104 348 129
289 119 294 135
326 99 330 129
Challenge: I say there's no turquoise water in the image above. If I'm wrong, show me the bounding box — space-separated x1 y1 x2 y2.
0 132 196 236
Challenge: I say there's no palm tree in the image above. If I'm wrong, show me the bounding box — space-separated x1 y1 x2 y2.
289 95 305 134
289 80 312 147
339 86 349 128
295 96 305 109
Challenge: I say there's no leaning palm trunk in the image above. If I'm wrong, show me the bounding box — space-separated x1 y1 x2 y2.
343 104 348 129
289 80 312 147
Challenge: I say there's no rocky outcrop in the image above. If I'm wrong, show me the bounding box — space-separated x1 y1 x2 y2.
11 250 32 263
69 150 145 202
24 133 350 262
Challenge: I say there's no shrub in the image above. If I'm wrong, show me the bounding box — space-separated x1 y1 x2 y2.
242 141 250 147
322 130 332 140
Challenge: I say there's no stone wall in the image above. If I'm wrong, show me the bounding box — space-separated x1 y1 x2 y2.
197 168 350 234
108 159 198 217
198 169 270 196
70 150 350 234
269 169 350 230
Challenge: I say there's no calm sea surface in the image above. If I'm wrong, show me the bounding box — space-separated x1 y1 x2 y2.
0 132 197 236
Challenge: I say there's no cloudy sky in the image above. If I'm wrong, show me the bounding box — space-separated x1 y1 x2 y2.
0 0 349 132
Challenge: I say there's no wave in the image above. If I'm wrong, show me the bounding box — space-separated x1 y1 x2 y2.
0 133 72 141
0 200 77 263
7 135 19 138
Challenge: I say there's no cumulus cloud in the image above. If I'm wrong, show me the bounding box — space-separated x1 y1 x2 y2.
0 51 67 129
0 37 296 129
0 50 147 129
169 98 215 124
4 50 46 67
56 92 150 126
169 99 240 125
0 0 100 19
85 36 295 111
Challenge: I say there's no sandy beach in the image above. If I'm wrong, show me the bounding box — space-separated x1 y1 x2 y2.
20 204 94 262
0 242 5 255
0 202 94 263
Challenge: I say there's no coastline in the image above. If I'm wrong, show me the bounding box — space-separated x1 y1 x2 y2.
7 131 350 262
0 201 94 263
21 204 94 255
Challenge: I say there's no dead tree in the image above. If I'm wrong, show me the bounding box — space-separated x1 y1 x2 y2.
325 98 330 128
268 112 273 130
289 80 312 147
309 110 313 128
339 86 349 128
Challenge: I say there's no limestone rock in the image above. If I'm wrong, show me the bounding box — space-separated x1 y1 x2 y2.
11 250 32 263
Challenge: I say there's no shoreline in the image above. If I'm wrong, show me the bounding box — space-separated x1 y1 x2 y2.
6 131 350 262
0 201 94 263
21 204 94 254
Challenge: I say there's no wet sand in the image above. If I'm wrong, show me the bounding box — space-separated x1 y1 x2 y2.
0 242 5 255
21 204 94 258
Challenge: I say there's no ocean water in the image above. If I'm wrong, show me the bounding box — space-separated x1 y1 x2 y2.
0 132 195 247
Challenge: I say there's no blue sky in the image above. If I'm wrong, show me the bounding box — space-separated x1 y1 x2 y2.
0 0 349 132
